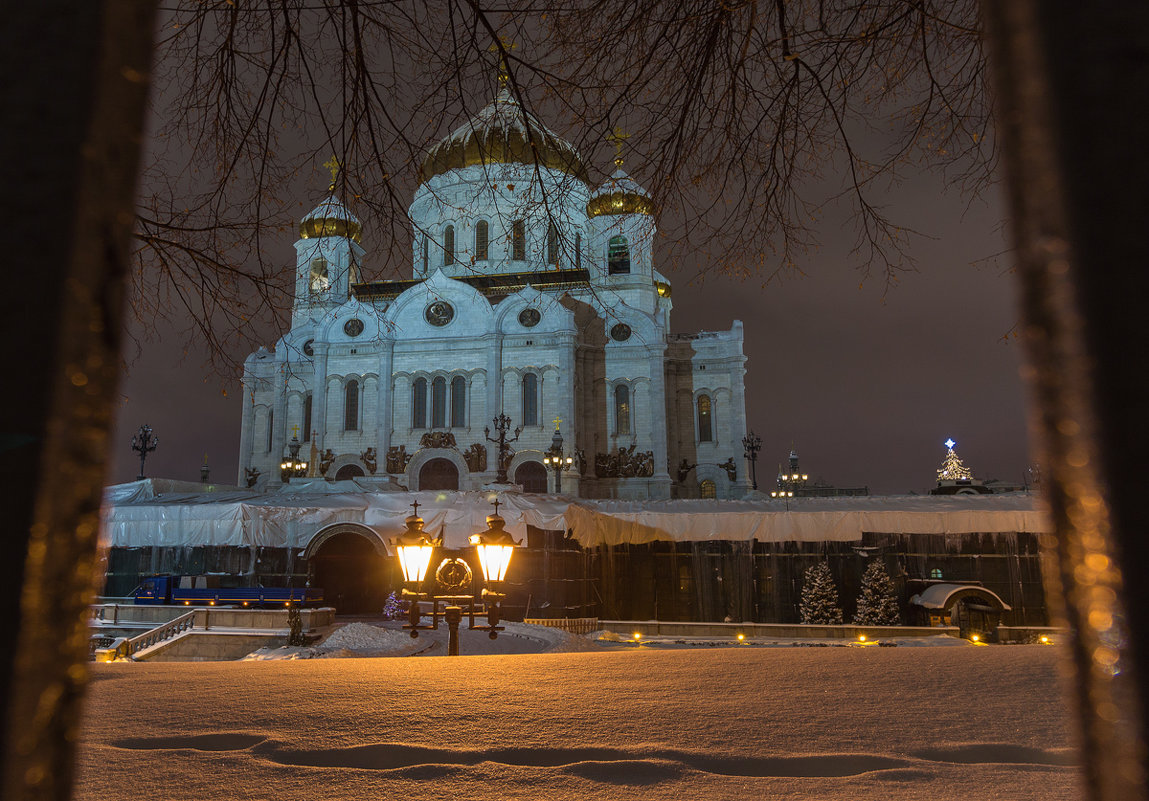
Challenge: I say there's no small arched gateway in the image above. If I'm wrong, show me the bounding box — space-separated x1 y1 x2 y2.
418 458 459 490
515 461 548 493
334 464 365 481
304 523 391 615
910 583 1012 639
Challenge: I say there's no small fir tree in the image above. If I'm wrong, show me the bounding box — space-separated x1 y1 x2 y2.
382 591 401 620
853 560 901 625
799 561 843 624
937 439 974 481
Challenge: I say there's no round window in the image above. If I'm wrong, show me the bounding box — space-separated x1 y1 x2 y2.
302 339 314 356
343 318 364 337
425 300 455 327
610 322 632 342
518 308 541 328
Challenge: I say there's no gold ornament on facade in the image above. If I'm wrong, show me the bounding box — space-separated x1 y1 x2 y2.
655 281 672 297
386 445 412 474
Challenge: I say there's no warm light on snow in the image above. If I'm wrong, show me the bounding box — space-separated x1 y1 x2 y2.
77 647 1080 800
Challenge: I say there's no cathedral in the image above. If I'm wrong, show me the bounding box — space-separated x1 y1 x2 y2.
238 88 748 499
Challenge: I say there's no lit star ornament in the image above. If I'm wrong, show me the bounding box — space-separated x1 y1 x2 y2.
944 438 956 450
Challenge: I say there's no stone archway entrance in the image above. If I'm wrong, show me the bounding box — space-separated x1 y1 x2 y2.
306 525 390 615
515 461 548 493
334 464 365 481
419 458 459 490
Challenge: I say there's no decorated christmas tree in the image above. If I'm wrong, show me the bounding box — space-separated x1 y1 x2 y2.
799 561 843 624
937 438 974 481
853 560 901 625
382 591 402 620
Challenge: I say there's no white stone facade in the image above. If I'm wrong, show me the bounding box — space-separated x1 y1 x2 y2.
240 91 748 499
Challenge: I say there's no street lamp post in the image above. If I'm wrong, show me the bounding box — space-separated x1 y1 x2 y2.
279 429 309 482
542 422 574 494
741 430 762 490
131 424 158 481
393 498 519 656
484 413 522 484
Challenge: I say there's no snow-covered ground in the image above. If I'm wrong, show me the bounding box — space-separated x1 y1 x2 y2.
77 645 1081 800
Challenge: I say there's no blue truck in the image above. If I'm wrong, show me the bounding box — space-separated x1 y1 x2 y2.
132 575 323 607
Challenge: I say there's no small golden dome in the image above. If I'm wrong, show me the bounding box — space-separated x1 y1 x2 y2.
299 195 362 243
587 170 655 218
419 91 589 186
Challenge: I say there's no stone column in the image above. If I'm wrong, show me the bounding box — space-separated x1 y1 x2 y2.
270 361 288 484
486 332 504 420
646 344 672 497
377 339 395 463
312 345 330 455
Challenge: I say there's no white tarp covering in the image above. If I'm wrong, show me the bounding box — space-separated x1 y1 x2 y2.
563 494 1051 545
102 481 1051 550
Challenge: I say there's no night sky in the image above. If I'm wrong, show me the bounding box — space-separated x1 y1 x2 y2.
109 154 1027 495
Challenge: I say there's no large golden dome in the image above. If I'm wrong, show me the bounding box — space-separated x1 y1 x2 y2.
587 169 655 218
418 90 589 186
299 195 362 243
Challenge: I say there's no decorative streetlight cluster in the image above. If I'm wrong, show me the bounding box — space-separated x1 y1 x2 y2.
542 420 574 494
485 413 522 484
130 424 159 481
772 447 808 498
392 498 519 656
280 429 309 482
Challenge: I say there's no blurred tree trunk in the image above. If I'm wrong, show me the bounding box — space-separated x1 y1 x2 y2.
0 2 156 799
983 3 1149 799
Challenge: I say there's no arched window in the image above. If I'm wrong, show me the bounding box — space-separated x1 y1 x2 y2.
700 479 717 499
443 225 455 266
547 223 559 266
431 377 447 428
522 373 538 426
512 220 526 261
575 231 582 269
266 409 274 453
608 235 630 274
422 235 429 272
697 395 713 443
451 376 466 427
303 393 313 441
309 257 330 292
930 567 944 579
615 384 630 435
412 378 427 428
475 220 489 261
344 379 359 431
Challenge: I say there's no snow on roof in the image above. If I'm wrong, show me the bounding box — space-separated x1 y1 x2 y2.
101 482 1050 550
910 583 1013 611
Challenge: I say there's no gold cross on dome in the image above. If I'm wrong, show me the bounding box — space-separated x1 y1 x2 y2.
291 425 300 437
607 126 630 167
411 500 420 517
552 417 563 431
322 155 341 190
488 38 517 87
492 497 502 516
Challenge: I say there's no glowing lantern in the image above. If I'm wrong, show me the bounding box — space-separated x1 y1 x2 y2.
394 509 437 585
469 507 518 583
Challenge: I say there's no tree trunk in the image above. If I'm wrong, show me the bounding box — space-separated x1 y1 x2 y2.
0 3 157 799
983 4 1149 799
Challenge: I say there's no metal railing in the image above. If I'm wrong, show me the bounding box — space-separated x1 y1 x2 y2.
523 617 599 635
